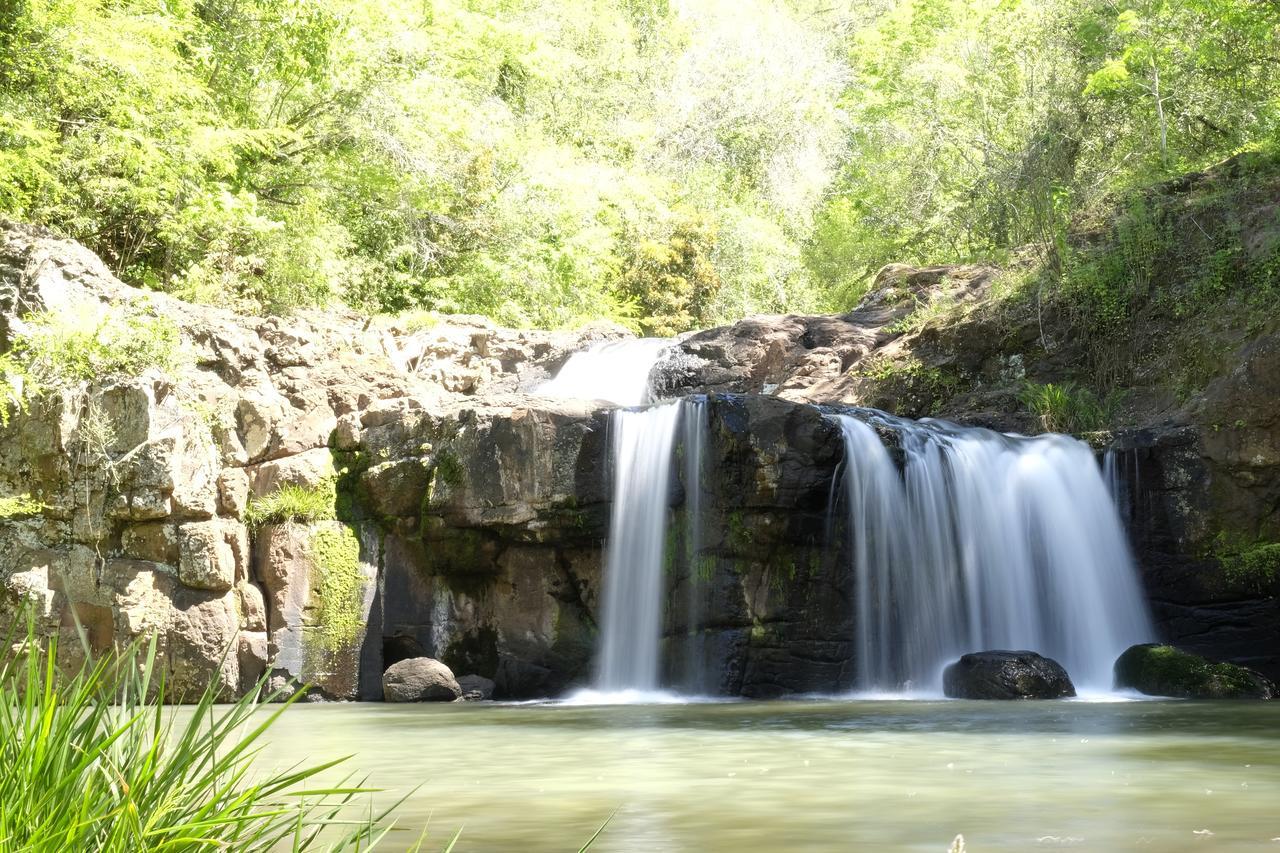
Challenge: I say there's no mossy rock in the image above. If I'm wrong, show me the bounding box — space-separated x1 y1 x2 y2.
1114 644 1275 699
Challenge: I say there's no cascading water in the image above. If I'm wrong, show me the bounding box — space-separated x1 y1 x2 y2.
537 337 693 699
676 397 709 693
536 338 673 406
830 410 1154 693
594 403 682 694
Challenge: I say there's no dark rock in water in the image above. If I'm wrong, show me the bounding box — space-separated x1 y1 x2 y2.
943 651 1076 700
382 657 462 702
457 674 496 700
1114 644 1275 699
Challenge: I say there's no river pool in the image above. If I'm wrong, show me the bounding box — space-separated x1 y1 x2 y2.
257 698 1280 852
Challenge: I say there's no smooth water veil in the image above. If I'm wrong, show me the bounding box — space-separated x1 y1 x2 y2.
831 411 1154 693
676 397 710 694
594 403 682 694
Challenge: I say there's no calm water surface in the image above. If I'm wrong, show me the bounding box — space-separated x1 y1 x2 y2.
257 699 1280 851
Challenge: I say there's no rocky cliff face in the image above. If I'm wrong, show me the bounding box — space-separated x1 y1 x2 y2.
0 221 628 699
3 212 1277 698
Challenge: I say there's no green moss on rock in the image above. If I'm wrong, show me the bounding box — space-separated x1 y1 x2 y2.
308 524 367 654
0 494 45 518
1220 541 1280 592
1114 643 1275 699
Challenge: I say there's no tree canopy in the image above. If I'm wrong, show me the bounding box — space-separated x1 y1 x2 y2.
1 0 1277 329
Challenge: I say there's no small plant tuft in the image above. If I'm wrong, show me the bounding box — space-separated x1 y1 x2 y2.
244 480 338 528
1019 381 1121 434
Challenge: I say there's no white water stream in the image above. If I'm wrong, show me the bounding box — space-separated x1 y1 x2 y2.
536 338 672 406
594 402 682 695
537 335 1154 698
830 411 1154 693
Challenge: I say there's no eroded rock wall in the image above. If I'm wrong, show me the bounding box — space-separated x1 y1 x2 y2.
0 221 628 699
3 217 1277 698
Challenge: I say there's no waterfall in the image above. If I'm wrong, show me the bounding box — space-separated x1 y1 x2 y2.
536 338 672 406
595 403 682 694
539 336 695 700
677 397 709 693
830 411 1154 693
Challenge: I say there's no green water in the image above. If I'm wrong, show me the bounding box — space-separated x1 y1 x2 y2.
258 699 1280 851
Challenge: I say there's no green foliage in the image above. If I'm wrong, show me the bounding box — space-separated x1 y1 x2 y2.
0 617 403 850
618 213 720 336
0 494 44 518
0 0 845 328
309 524 368 653
2 0 1278 329
1214 538 1280 593
810 0 1280 286
10 304 183 392
244 480 338 528
1019 381 1121 433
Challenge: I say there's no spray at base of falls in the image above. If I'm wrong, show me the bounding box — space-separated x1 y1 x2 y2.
830 411 1154 693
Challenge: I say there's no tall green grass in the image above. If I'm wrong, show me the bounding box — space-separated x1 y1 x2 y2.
1018 380 1121 434
0 616 429 852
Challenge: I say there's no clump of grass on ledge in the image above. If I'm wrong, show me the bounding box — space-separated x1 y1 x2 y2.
1019 380 1121 434
0 614 426 851
244 480 337 528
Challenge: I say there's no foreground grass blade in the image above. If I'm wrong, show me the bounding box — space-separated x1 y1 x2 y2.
0 609 406 851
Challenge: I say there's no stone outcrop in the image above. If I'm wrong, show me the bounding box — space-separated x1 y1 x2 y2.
382 657 462 702
942 651 1077 700
3 212 1278 700
651 265 1002 409
0 221 627 700
1114 643 1275 699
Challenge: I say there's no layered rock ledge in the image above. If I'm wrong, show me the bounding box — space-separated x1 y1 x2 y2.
3 221 1278 698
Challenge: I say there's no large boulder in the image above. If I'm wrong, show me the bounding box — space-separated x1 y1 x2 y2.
1114 644 1275 699
943 650 1076 699
382 657 462 702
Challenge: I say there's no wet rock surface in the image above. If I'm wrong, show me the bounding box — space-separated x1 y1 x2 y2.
1114 643 1275 699
942 651 1077 700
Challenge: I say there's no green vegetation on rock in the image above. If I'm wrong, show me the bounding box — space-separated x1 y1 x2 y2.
1216 539 1280 593
1113 643 1275 699
309 524 368 653
0 303 184 425
0 493 44 518
1019 381 1121 434
244 480 338 528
